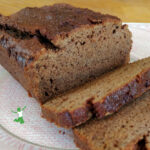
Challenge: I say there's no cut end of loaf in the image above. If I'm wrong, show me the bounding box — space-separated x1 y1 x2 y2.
29 22 132 104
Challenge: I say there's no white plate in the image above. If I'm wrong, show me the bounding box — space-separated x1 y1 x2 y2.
0 24 150 150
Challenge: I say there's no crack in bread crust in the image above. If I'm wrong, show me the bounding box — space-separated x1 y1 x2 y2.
0 24 58 50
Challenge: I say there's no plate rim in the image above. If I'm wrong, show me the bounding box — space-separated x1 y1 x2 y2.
0 124 78 150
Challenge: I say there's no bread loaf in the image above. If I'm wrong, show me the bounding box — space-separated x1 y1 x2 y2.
0 4 132 103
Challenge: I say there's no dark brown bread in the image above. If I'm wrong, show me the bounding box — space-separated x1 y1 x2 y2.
42 57 150 128
73 90 150 150
0 3 132 103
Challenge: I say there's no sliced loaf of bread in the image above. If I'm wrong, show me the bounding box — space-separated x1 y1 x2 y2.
73 90 150 150
0 4 132 104
42 57 150 128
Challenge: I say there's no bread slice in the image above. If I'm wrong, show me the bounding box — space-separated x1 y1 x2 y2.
42 57 150 128
73 90 150 150
0 4 132 104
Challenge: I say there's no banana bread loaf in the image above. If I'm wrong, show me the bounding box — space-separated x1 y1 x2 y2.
73 90 150 150
0 3 132 103
42 57 150 128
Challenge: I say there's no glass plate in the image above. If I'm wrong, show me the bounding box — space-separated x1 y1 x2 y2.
0 24 150 150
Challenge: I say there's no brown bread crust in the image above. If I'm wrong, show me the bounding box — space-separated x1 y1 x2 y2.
0 3 120 45
42 67 150 128
0 31 47 101
42 105 92 128
94 69 150 118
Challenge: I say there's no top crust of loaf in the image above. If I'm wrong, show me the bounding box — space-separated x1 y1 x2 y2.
0 3 121 46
